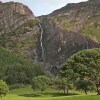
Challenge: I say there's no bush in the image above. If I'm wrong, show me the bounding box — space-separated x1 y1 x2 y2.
0 46 44 85
0 80 9 98
9 84 25 90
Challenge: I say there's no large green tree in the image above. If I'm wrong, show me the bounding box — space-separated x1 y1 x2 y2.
60 48 100 94
0 80 9 99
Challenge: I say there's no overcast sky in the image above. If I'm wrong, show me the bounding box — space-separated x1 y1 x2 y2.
1 0 88 16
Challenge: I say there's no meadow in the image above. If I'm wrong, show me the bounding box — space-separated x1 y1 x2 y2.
3 86 100 100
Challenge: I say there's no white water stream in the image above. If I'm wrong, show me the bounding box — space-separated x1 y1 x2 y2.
84 35 89 49
39 23 45 61
86 39 89 49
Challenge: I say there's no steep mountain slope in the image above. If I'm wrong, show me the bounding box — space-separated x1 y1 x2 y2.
36 0 100 74
0 1 35 35
38 17 99 74
0 1 40 61
0 0 99 75
49 0 100 42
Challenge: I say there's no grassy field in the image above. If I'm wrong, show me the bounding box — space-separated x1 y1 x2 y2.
2 86 100 100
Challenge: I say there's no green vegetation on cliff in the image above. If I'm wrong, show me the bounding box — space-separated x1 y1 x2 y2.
54 16 76 30
0 19 40 58
0 46 44 85
81 16 100 43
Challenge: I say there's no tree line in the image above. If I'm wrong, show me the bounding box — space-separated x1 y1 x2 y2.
0 46 44 85
0 48 100 99
31 48 100 95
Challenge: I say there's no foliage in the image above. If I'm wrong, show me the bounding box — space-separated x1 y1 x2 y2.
60 48 100 94
54 77 72 94
32 76 50 92
0 46 44 85
59 63 75 93
0 80 9 98
75 77 96 94
9 84 25 90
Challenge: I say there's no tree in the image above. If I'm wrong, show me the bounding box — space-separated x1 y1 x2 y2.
32 76 50 92
59 66 74 94
75 77 96 94
97 87 100 95
54 77 73 94
0 80 9 99
60 48 100 94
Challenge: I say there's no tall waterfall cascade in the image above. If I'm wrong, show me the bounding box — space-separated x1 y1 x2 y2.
84 35 89 49
39 23 45 61
86 39 89 49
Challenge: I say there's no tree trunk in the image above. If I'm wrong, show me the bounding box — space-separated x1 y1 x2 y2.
64 88 66 94
97 87 100 95
84 88 87 95
63 87 69 94
67 88 69 94
0 95 2 99
41 88 44 92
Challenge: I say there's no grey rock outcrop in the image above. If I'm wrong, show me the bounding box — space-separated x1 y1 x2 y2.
0 2 35 35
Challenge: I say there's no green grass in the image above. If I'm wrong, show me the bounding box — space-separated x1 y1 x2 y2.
4 95 100 100
2 86 100 100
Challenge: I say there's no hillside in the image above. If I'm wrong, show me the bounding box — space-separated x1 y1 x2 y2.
0 46 44 85
0 1 100 99
0 1 41 62
50 0 100 42
0 0 99 74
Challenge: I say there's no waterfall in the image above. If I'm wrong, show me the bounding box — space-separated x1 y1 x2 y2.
84 35 89 49
86 39 89 49
39 23 45 61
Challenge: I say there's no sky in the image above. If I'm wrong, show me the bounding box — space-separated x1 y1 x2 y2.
1 0 88 16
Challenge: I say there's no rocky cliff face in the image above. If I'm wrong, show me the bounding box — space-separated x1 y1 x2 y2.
49 0 100 42
0 1 39 61
37 0 100 74
0 0 99 75
38 16 99 74
0 1 35 35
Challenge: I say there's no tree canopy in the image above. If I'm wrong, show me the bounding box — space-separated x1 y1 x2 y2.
60 48 100 94
32 75 50 92
0 46 44 85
